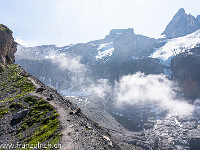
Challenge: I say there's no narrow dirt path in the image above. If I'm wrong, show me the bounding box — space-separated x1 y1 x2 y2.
28 77 76 149
27 74 121 150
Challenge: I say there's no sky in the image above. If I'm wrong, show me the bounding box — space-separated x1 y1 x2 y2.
1 0 200 47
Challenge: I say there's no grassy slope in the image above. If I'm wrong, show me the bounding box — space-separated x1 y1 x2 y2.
0 64 60 149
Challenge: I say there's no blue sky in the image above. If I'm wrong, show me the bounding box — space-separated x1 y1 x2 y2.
1 0 200 46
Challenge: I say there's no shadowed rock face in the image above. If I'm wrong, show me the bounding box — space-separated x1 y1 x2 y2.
197 15 200 21
171 47 200 99
0 24 17 64
113 28 162 59
162 8 200 39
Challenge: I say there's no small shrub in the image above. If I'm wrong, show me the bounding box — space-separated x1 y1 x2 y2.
24 96 37 105
9 102 22 111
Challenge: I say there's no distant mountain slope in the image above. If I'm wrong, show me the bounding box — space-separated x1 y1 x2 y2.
16 28 165 87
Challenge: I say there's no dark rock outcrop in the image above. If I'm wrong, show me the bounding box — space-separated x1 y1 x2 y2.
102 58 163 82
13 109 28 120
11 109 28 126
0 24 17 64
189 138 200 150
162 8 200 39
171 47 200 99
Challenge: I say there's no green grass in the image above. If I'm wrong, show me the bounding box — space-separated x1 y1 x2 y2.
0 64 61 149
21 99 60 149
0 107 8 118
24 96 37 104
0 64 36 103
0 24 11 33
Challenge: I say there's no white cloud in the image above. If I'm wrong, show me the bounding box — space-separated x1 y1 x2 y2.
15 37 30 47
46 52 86 73
87 79 112 99
114 72 194 116
15 37 41 47
46 50 112 99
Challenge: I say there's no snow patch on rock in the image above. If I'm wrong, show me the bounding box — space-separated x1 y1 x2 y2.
151 30 200 67
96 42 114 60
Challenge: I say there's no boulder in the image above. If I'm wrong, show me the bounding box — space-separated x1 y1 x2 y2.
46 94 54 101
13 109 28 120
69 108 81 115
36 87 46 93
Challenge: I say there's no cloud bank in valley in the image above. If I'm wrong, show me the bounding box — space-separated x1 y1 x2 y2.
114 72 194 116
46 52 111 99
46 51 194 116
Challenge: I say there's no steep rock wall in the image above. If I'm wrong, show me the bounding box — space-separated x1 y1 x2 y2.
0 24 17 65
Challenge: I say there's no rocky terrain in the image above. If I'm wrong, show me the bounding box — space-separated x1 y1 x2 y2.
171 47 200 99
0 64 61 149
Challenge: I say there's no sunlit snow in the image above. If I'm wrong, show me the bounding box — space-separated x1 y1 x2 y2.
151 30 200 66
96 42 114 60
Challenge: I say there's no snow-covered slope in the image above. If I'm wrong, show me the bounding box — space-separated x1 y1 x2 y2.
96 42 114 60
151 30 200 66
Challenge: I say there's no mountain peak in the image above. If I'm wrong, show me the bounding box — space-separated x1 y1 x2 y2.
162 8 200 39
177 8 186 15
105 29 133 39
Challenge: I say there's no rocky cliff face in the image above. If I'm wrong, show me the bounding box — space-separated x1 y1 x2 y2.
171 47 200 99
103 28 164 81
112 28 163 59
0 24 17 65
162 8 200 39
